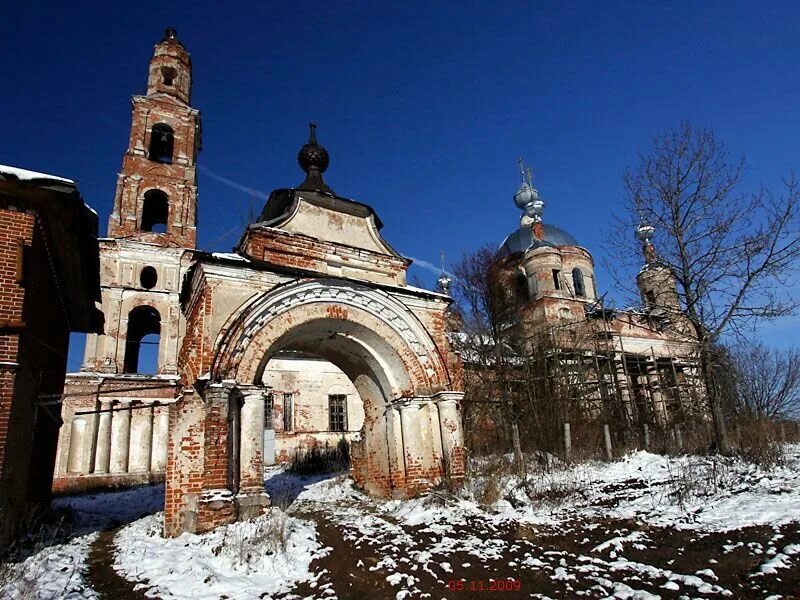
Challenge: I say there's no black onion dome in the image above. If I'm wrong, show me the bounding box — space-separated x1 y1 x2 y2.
298 123 329 172
297 123 333 194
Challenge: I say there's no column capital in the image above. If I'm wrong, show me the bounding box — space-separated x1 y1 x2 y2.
204 381 234 404
396 398 425 412
432 391 464 407
236 383 272 399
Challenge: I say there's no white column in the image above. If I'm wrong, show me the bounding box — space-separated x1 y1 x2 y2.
399 401 426 488
239 390 266 492
110 401 131 473
130 403 154 472
151 403 169 472
93 401 113 473
435 393 464 471
66 418 86 473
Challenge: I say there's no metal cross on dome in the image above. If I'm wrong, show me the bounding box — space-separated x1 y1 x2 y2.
518 158 534 188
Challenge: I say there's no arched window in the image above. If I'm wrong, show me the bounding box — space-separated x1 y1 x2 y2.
123 306 161 374
515 271 529 302
552 269 562 291
161 66 177 87
148 123 174 163
572 268 586 297
141 190 169 233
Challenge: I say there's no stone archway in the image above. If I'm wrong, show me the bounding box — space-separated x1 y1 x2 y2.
213 279 464 498
164 279 465 536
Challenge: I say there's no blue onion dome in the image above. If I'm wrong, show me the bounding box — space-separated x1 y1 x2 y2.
500 224 580 255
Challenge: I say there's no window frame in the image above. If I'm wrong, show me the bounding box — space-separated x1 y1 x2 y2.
328 394 347 432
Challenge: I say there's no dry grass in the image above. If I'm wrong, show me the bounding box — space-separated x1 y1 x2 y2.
733 417 785 468
287 439 350 475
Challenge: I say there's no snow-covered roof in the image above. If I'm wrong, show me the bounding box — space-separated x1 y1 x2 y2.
0 164 74 184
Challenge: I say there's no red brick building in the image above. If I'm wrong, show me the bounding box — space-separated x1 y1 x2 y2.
0 166 101 548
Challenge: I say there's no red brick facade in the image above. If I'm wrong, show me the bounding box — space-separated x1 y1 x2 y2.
106 32 199 249
0 173 100 549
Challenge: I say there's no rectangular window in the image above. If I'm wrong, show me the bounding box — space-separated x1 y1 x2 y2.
552 269 561 290
264 393 274 430
329 394 347 432
283 393 293 431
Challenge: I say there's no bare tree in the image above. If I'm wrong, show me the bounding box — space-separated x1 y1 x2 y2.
729 342 800 420
451 245 525 472
610 122 800 453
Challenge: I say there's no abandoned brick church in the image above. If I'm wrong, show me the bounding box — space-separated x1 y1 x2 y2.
53 29 466 536
46 29 707 539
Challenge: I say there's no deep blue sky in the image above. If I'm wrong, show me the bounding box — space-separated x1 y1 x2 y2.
3 1 799 368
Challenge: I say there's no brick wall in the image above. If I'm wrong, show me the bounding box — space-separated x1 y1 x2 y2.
0 204 72 546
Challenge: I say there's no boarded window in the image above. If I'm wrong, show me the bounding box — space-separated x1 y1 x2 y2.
264 393 274 430
572 268 585 297
329 394 347 432
283 393 293 431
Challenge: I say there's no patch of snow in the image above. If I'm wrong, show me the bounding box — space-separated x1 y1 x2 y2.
757 543 800 575
210 252 249 262
114 509 328 599
1 534 98 600
1 484 164 599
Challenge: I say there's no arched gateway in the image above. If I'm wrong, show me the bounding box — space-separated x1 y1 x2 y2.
164 127 465 536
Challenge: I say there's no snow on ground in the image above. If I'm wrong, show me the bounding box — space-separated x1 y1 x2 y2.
273 446 800 598
1 534 98 600
508 445 800 532
1 484 163 600
372 445 800 534
4 446 800 599
114 509 329 600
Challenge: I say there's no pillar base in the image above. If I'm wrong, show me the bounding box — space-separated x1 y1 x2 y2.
236 491 271 520
197 489 236 533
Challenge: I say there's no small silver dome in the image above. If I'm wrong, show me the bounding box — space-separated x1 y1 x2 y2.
499 224 580 255
514 182 534 209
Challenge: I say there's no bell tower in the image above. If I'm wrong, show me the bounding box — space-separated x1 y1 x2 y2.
107 28 200 248
636 223 681 312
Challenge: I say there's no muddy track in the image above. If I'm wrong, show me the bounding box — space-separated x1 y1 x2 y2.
285 501 800 599
84 528 151 600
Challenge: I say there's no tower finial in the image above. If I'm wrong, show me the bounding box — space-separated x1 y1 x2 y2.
437 250 452 295
636 222 657 263
162 27 178 42
297 122 334 194
515 159 544 232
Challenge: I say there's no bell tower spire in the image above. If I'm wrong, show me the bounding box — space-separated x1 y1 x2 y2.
147 28 192 104
106 28 201 248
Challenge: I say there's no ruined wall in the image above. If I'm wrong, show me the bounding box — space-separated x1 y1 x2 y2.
240 226 408 286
